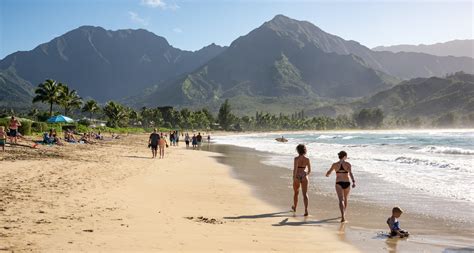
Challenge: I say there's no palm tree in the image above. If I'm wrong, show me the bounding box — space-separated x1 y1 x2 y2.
103 101 128 128
58 84 82 116
32 79 62 117
82 100 100 121
28 108 40 121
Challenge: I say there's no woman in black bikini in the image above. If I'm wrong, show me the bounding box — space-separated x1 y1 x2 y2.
326 151 356 222
291 144 311 216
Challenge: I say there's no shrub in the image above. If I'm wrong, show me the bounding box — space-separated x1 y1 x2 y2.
19 121 32 135
0 118 8 128
31 122 48 133
78 119 91 127
76 124 90 133
46 124 63 134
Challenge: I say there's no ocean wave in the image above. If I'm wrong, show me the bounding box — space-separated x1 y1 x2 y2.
394 156 461 171
316 135 337 139
381 136 407 140
419 146 474 155
342 136 358 140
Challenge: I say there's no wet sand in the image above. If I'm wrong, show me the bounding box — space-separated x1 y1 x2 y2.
203 144 474 253
0 135 358 252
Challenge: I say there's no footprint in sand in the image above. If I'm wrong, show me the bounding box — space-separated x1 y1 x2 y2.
184 216 224 224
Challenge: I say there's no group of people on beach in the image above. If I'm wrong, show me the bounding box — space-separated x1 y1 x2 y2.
0 115 119 152
292 144 408 238
148 129 169 159
148 129 211 158
0 116 22 151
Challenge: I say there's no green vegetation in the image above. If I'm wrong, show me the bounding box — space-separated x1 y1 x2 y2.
32 79 66 116
82 100 100 121
58 85 82 116
353 108 384 129
217 99 235 130
2 71 472 138
103 101 130 128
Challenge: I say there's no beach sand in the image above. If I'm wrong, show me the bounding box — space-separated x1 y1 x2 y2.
0 135 358 252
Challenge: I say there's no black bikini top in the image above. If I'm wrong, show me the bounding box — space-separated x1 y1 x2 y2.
297 166 306 169
336 162 348 173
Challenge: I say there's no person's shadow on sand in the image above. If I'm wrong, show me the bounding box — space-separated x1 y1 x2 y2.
123 155 153 159
223 211 341 227
272 217 340 227
224 211 292 220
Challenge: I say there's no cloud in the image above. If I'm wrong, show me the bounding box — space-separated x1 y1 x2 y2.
172 27 183 33
141 0 179 10
128 11 149 26
141 0 166 8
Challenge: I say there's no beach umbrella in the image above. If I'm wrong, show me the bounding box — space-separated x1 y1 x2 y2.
46 115 74 123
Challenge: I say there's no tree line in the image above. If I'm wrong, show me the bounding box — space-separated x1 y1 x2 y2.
30 79 387 130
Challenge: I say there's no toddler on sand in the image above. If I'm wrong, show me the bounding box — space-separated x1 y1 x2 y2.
387 207 410 238
0 126 6 152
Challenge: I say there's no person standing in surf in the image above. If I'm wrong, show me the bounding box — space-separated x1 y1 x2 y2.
326 151 356 223
291 144 311 216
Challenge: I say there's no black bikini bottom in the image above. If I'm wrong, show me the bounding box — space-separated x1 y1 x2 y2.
336 181 351 189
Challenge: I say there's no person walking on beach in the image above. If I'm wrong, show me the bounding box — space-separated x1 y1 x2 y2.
159 133 168 159
184 133 190 148
8 116 21 144
192 134 197 149
169 131 174 146
175 130 179 146
196 132 202 149
326 151 356 223
291 144 311 216
149 128 160 158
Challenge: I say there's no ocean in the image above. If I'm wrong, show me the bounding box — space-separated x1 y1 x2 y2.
214 129 474 224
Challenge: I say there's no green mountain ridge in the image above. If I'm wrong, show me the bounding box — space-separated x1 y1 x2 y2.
136 15 399 109
0 68 34 107
306 72 474 119
0 26 226 105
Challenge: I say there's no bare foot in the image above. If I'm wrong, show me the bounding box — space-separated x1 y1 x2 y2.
340 218 347 223
304 211 309 216
291 206 296 212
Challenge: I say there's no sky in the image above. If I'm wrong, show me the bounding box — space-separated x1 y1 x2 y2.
0 0 473 59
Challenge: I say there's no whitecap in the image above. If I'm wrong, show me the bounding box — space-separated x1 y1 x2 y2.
418 146 474 155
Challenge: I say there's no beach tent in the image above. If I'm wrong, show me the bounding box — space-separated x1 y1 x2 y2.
47 115 74 123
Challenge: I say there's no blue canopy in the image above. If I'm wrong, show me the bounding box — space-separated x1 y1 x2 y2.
47 115 74 123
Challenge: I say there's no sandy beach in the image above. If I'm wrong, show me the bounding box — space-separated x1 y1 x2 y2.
0 134 358 252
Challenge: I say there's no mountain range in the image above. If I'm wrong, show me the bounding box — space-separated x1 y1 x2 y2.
373 40 474 58
0 26 225 104
135 15 473 109
1 15 473 118
306 72 474 118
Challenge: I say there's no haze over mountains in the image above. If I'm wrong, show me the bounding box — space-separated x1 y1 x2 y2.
1 15 473 117
373 40 474 58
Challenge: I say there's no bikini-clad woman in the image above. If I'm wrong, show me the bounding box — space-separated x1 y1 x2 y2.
291 144 311 216
326 151 355 222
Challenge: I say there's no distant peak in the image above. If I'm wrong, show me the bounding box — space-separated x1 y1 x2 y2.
272 14 291 21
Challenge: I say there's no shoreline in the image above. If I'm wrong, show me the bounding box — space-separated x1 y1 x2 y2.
0 134 358 252
203 143 474 252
